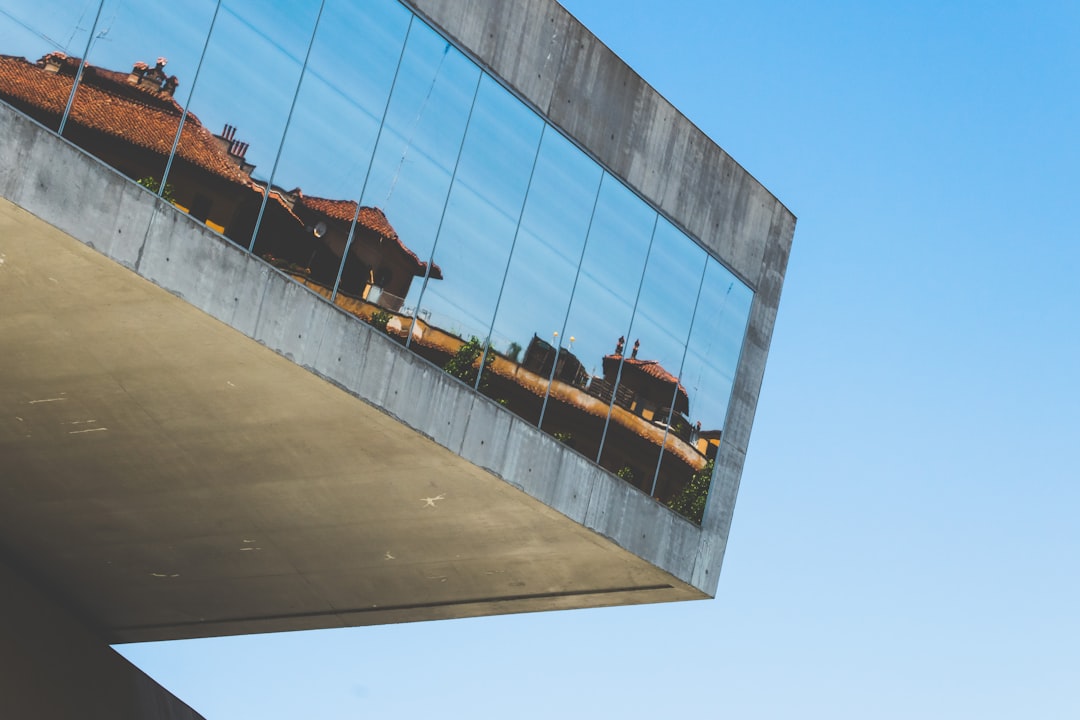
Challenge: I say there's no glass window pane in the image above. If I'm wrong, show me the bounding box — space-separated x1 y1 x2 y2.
599 218 707 496
171 0 322 246
1 0 220 143
661 258 753 523
62 0 221 188
249 0 412 303
1 0 97 59
357 18 480 310
538 174 655 462
411 74 544 384
476 129 602 424
0 0 103 132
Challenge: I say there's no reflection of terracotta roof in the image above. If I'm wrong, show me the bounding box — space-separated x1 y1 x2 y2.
296 195 442 280
280 273 707 472
248 183 304 226
604 354 691 410
607 356 679 384
297 196 392 233
0 54 249 184
488 358 705 470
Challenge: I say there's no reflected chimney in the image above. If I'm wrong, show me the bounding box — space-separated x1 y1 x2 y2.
213 125 255 176
128 56 170 92
41 52 68 74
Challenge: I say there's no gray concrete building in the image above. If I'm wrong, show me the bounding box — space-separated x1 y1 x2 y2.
0 0 794 716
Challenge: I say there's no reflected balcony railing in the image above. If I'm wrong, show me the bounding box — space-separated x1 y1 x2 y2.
585 377 636 410
366 286 405 313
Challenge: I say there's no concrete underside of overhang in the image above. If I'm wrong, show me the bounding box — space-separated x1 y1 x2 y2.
0 198 703 643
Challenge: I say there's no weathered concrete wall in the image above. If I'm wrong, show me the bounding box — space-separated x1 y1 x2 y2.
0 556 205 720
0 100 706 590
403 0 795 594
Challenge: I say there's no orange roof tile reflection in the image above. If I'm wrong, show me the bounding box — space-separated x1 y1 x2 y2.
296 195 442 279
0 54 249 184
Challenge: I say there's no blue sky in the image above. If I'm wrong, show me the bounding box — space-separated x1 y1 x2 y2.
10 0 1078 716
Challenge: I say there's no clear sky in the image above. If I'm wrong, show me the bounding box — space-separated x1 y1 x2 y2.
97 0 1080 717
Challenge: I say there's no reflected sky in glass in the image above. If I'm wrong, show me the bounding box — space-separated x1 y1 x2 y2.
414 74 544 343
268 1 411 201
681 259 754 432
359 20 479 287
1 1 95 59
624 218 707 395
559 174 656 383
484 130 602 361
598 217 707 482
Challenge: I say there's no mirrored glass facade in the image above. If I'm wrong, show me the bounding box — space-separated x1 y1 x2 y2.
0 0 753 523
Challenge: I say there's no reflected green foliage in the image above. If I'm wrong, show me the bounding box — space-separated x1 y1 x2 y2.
136 176 175 203
443 336 494 389
616 466 634 482
367 310 392 334
506 341 522 363
666 458 713 524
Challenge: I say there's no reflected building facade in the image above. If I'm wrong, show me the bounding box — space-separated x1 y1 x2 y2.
0 1 793 714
